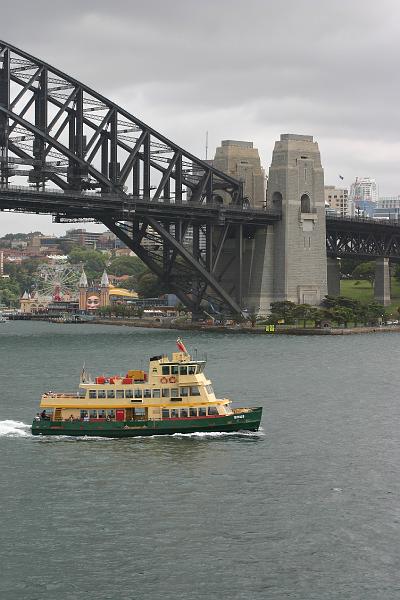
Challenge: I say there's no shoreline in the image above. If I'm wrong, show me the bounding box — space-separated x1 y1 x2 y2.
87 319 400 336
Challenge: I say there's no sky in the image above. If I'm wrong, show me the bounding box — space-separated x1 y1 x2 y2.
0 0 399 235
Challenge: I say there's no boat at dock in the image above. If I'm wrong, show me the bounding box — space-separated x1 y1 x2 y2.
31 339 262 437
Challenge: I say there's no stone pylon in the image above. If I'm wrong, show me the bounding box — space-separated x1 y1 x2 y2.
212 140 266 208
246 134 328 312
374 257 391 306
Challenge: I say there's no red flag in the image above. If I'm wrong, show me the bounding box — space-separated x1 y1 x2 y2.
176 338 187 353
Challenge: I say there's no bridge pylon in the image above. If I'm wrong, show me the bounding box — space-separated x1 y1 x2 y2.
374 257 391 306
248 134 328 312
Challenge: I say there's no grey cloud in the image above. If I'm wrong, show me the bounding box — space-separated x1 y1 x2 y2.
0 0 399 234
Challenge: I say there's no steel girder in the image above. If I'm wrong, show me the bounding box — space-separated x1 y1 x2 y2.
0 41 244 199
326 216 400 259
0 40 268 315
101 217 249 316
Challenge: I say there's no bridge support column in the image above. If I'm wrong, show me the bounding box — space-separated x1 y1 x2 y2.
265 134 327 308
374 257 391 306
327 257 340 296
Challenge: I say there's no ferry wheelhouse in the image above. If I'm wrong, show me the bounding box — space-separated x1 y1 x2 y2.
31 339 262 437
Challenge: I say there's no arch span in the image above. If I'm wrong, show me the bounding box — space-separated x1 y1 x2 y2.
0 40 255 316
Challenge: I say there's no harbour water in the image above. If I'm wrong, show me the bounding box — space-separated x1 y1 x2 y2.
1 321 400 599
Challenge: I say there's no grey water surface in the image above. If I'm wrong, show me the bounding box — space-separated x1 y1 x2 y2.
1 321 400 600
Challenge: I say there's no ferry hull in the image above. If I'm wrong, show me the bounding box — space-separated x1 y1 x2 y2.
31 408 262 438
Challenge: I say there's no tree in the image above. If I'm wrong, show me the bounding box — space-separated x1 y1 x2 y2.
352 261 376 286
97 306 112 318
0 287 19 307
328 307 354 327
58 239 74 254
269 301 296 324
247 312 259 328
108 256 146 277
266 313 282 325
364 301 385 325
321 295 339 308
340 257 363 277
136 270 167 298
393 264 400 283
68 247 107 280
293 304 321 327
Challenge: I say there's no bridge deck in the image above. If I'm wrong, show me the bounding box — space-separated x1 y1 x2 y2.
0 185 281 225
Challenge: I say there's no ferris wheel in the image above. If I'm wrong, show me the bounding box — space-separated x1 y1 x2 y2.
34 264 82 301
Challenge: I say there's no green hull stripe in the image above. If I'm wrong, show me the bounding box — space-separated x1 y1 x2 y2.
31 409 262 437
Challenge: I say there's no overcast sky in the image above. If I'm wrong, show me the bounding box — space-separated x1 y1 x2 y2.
1 0 399 235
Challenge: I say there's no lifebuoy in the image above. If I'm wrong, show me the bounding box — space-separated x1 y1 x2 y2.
160 376 168 384
169 376 177 383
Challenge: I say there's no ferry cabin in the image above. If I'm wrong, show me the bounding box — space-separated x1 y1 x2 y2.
39 352 234 423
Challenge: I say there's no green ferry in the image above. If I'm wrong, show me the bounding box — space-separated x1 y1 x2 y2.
31 339 262 437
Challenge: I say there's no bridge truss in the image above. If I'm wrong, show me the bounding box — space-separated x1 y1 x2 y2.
326 216 400 259
0 40 280 315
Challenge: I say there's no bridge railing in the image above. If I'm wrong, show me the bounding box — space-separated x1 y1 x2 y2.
0 183 281 218
326 213 400 225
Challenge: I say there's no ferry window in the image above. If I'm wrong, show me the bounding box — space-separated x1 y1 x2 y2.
107 409 115 418
162 388 170 398
89 390 97 399
188 365 196 375
180 408 188 418
153 389 161 398
98 409 106 419
89 409 97 418
144 389 151 398
180 387 189 397
107 390 115 399
116 390 124 399
206 385 214 395
208 406 218 415
162 366 170 375
179 366 187 376
135 408 146 419
197 364 204 373
80 410 87 419
189 407 197 417
78 389 86 398
170 409 179 418
190 386 200 396
198 407 206 417
171 388 178 397
170 397 182 402
171 365 179 375
125 389 133 399
162 409 170 419
134 389 142 398
97 390 106 399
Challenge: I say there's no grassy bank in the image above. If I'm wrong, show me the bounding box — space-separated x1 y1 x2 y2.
340 279 400 316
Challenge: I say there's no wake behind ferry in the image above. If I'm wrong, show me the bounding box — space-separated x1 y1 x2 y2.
31 339 262 437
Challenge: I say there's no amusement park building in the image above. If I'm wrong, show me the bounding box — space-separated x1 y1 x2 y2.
78 270 138 312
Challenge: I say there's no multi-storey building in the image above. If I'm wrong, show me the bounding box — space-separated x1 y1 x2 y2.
65 229 127 250
350 177 378 207
373 196 400 220
324 185 350 216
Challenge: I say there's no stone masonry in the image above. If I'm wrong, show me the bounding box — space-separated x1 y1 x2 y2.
245 134 328 312
213 140 265 208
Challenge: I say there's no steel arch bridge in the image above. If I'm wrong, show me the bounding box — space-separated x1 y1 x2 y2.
0 40 281 316
326 216 400 260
